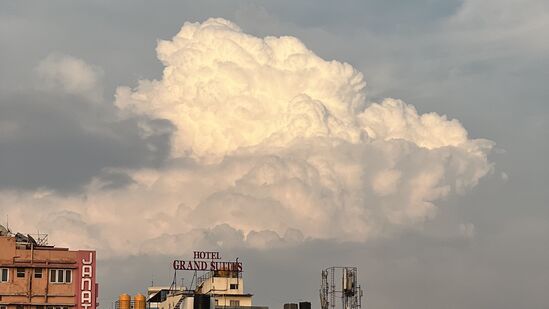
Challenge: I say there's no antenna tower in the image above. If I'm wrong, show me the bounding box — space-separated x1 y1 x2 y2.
320 267 364 309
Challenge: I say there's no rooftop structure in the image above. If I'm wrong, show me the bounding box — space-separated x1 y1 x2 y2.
141 252 267 309
147 270 260 309
0 224 98 309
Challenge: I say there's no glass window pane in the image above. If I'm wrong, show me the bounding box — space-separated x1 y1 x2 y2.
57 270 64 283
35 268 43 278
65 270 71 283
50 269 56 282
230 300 240 307
1 269 8 281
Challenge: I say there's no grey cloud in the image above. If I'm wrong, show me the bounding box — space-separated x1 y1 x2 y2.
252 0 463 34
0 91 173 192
97 170 136 191
137 225 306 256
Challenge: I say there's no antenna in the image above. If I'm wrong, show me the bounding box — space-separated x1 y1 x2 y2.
320 267 364 309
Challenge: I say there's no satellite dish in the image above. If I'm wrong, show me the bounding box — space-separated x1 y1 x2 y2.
27 234 38 245
0 224 9 236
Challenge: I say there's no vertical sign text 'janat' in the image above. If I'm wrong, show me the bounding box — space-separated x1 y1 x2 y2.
76 251 97 309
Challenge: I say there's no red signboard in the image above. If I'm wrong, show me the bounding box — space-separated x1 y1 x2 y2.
75 250 97 309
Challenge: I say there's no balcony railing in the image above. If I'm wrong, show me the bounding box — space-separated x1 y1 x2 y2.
215 305 269 309
197 270 242 287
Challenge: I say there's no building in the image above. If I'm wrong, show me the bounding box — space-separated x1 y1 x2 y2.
195 270 252 308
145 287 174 309
146 270 264 309
0 225 98 309
114 251 267 309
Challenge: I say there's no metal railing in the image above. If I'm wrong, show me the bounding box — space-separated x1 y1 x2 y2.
197 270 242 287
215 305 269 309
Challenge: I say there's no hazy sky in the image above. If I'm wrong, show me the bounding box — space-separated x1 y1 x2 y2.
1 1 548 308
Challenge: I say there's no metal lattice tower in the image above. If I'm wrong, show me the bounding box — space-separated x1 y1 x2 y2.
320 267 364 309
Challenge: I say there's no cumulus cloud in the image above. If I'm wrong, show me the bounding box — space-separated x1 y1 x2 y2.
2 18 493 257
115 18 365 160
35 53 103 102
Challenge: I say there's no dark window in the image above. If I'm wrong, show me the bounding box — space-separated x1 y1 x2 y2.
229 300 240 307
17 268 25 278
50 269 56 282
35 268 43 278
50 269 71 283
65 269 71 283
0 268 8 282
230 283 238 289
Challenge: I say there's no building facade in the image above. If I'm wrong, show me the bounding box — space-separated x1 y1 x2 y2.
0 227 98 309
148 270 261 309
195 270 252 308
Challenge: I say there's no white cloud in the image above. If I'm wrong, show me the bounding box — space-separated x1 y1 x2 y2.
115 18 365 161
2 18 493 257
34 53 103 102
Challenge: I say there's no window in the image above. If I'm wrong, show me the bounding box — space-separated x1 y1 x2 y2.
230 283 239 290
35 268 43 279
17 268 25 278
1 268 8 282
229 300 240 307
0 305 6 309
49 269 72 283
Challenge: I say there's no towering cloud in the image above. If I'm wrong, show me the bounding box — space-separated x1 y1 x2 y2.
2 18 493 256
115 18 366 160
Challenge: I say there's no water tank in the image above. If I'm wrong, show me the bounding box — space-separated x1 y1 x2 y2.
119 294 131 309
135 293 146 309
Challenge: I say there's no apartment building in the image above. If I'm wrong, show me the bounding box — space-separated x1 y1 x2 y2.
0 225 98 309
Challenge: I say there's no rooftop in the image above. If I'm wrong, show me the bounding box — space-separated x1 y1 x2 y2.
0 223 52 250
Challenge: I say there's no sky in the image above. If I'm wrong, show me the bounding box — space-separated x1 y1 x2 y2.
0 1 548 308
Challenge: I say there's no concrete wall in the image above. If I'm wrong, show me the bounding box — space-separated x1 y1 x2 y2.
0 236 77 308
157 294 184 309
198 276 244 295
